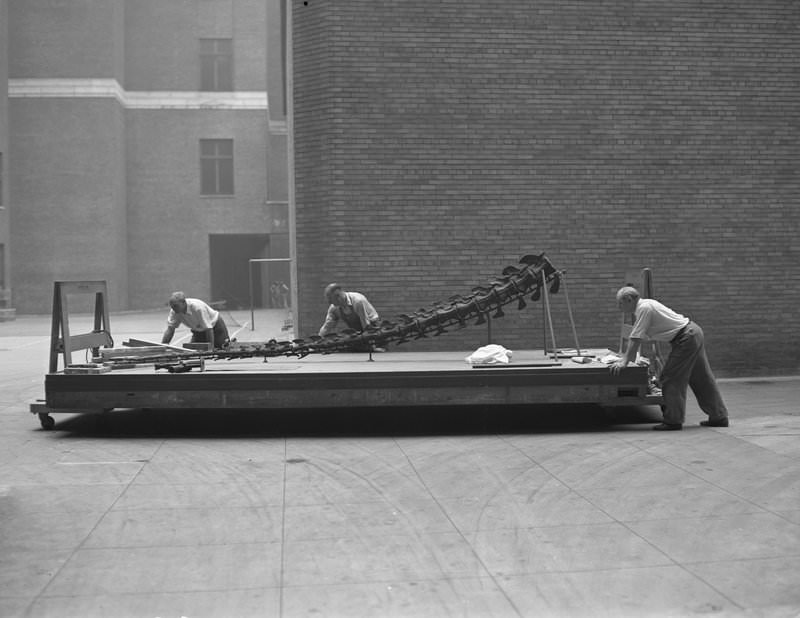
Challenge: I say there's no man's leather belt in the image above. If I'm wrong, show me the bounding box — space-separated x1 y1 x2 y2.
670 323 690 343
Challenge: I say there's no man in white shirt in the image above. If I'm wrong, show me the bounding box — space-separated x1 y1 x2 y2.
319 283 379 337
610 286 729 431
162 291 230 350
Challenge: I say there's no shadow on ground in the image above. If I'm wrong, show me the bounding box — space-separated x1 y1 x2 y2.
45 403 663 439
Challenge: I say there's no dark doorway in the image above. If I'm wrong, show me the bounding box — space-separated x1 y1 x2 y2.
209 234 270 309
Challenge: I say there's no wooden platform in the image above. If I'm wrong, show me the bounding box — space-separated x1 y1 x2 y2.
33 350 662 426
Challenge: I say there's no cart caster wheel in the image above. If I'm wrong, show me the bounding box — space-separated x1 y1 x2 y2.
39 413 55 430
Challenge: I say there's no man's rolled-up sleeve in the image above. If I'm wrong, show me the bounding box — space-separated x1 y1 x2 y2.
356 297 379 328
319 306 338 336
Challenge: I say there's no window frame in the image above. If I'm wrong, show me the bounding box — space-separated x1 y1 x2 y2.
199 38 234 92
200 139 235 196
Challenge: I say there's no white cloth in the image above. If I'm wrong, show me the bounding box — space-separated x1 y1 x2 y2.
465 344 513 365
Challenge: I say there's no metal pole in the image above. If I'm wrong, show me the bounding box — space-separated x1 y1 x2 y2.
249 260 255 330
560 271 582 355
248 258 293 333
541 272 558 361
542 298 548 356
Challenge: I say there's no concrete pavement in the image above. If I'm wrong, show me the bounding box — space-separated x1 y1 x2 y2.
1 309 799 617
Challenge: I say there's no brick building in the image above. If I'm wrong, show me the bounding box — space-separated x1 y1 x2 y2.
2 0 289 313
290 0 799 376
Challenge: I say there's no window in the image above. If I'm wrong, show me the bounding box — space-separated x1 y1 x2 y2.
200 139 234 196
200 38 233 91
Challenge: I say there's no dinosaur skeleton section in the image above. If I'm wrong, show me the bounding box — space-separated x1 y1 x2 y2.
287 252 560 356
103 252 562 368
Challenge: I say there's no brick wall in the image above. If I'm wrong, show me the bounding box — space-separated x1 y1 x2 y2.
292 0 800 376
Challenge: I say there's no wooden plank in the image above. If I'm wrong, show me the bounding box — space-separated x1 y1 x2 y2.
100 346 194 360
124 338 190 352
64 363 111 375
472 362 562 368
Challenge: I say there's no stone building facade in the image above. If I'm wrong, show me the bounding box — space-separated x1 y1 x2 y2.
3 0 288 313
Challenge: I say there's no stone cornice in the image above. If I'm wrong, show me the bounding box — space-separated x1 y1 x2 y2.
8 78 269 110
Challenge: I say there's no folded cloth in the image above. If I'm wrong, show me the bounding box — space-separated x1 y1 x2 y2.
600 352 649 367
465 344 513 365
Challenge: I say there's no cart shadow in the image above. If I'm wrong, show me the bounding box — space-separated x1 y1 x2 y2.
49 403 663 439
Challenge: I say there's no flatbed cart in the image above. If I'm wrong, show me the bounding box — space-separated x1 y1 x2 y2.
29 273 663 429
31 348 662 429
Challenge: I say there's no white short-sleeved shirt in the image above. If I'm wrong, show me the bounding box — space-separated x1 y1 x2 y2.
167 298 219 332
629 298 690 342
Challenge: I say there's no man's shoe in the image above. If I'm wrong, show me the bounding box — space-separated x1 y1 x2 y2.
700 418 729 427
653 423 682 431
